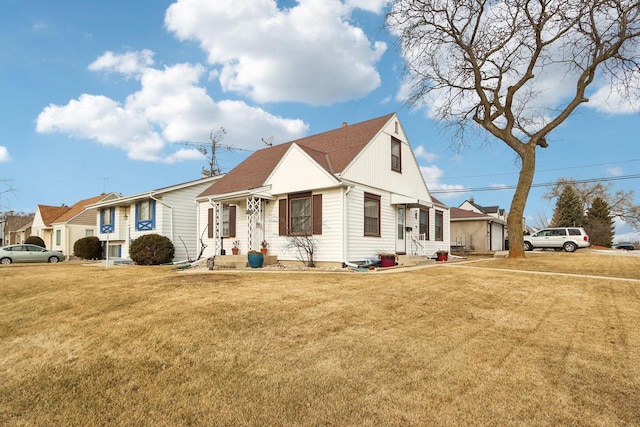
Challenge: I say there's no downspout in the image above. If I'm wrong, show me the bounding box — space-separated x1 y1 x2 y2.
342 185 353 266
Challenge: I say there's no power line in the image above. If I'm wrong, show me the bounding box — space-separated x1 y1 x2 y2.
430 174 640 194
438 158 640 181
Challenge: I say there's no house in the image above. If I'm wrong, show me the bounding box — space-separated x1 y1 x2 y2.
32 204 73 248
195 113 450 266
31 194 119 256
1 213 34 246
458 197 506 220
89 176 223 263
450 199 508 251
50 193 121 257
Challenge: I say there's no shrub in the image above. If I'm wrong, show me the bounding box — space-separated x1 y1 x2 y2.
25 236 46 248
73 236 103 260
129 234 175 265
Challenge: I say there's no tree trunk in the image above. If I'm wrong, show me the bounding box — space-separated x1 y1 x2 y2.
507 145 536 259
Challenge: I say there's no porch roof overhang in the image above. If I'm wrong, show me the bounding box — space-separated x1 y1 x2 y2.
390 193 433 209
198 185 275 204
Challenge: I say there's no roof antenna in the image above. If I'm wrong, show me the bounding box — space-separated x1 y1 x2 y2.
261 136 273 147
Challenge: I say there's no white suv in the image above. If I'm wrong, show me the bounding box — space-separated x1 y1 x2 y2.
524 227 590 252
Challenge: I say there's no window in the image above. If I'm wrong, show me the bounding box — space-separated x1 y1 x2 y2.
55 229 61 246
85 229 94 237
136 200 156 231
207 205 236 238
100 207 114 233
435 210 444 241
222 204 236 237
107 244 121 258
391 137 402 172
279 193 322 236
419 209 429 238
364 193 381 237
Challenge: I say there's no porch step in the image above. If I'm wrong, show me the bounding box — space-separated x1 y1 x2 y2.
213 254 278 269
396 255 436 266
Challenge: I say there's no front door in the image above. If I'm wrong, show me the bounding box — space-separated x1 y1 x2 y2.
396 206 406 254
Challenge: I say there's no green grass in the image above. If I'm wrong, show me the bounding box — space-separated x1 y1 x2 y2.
1 254 639 426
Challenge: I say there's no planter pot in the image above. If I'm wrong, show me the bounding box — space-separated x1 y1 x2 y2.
231 248 239 255
379 255 396 268
260 248 268 255
247 252 264 268
436 251 448 262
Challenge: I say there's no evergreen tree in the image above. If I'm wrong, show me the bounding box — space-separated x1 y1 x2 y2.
584 197 614 247
551 186 584 227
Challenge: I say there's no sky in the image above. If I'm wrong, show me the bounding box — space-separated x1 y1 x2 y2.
1 0 639 240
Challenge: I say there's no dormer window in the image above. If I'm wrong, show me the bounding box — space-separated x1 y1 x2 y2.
391 137 402 173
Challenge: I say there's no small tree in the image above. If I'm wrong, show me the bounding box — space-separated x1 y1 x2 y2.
129 234 175 265
25 236 45 248
584 197 614 247
285 235 317 267
550 186 584 227
73 236 103 260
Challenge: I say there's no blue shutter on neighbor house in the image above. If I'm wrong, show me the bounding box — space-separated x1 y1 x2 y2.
135 200 156 231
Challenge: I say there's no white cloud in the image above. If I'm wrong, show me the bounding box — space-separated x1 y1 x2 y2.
88 50 155 77
489 183 510 190
0 146 10 162
588 75 640 114
413 145 437 163
607 166 623 176
420 165 467 198
36 51 309 162
165 0 386 105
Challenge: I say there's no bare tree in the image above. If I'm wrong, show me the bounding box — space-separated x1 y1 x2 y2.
285 235 317 267
544 178 640 228
387 0 640 258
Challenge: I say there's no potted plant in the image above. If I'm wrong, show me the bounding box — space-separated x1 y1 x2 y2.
378 252 396 268
260 240 268 255
247 250 264 268
436 249 448 262
231 240 240 255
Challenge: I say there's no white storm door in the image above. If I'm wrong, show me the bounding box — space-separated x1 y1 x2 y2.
396 206 406 254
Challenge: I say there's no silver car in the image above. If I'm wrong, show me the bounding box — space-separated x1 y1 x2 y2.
524 227 590 252
0 244 66 264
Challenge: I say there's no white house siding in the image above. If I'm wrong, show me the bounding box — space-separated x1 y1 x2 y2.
273 187 344 264
340 122 432 204
265 145 339 194
344 186 396 262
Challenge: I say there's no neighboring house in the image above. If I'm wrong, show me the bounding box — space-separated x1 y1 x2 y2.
1 213 34 245
89 176 223 263
450 206 507 251
50 193 121 257
196 113 450 266
458 197 507 221
32 204 72 248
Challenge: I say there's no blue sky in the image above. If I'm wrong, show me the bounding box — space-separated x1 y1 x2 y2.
1 0 639 239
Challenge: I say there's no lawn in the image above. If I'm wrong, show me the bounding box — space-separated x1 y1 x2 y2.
1 252 639 426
